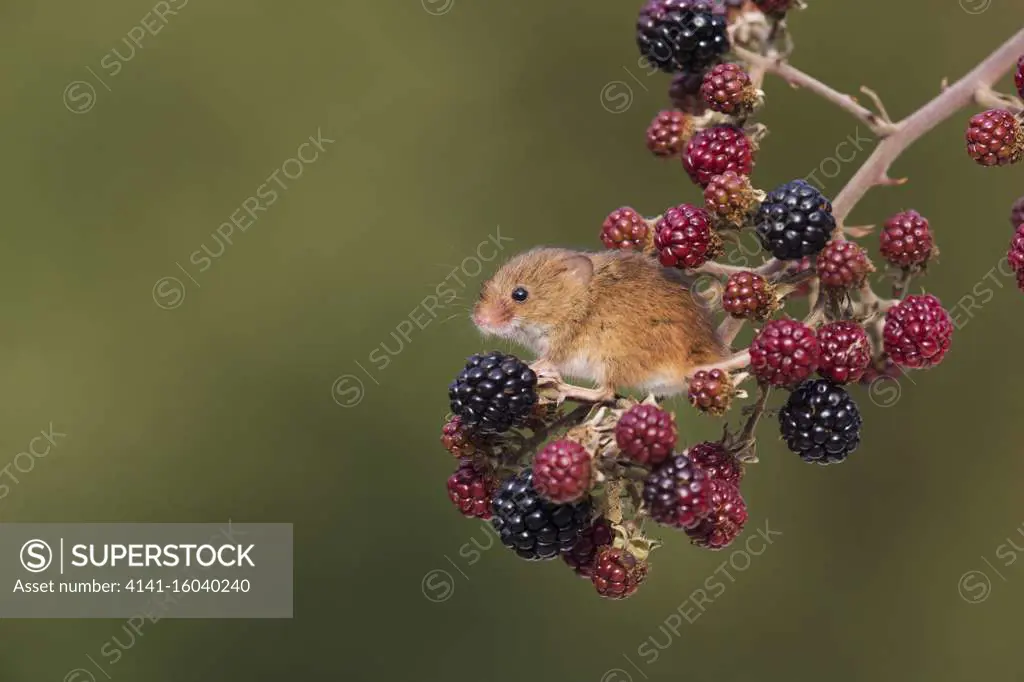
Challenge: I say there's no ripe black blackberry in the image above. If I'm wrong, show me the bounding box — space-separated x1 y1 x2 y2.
636 0 730 74
778 380 863 465
448 352 538 434
643 453 711 529
491 468 592 561
755 180 837 260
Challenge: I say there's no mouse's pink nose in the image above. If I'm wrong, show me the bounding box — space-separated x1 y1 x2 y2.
473 303 506 329
472 307 491 327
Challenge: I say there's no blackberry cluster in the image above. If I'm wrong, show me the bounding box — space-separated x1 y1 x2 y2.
756 180 837 260
491 468 592 561
436 4 1019 601
779 380 862 464
449 352 538 433
636 0 730 74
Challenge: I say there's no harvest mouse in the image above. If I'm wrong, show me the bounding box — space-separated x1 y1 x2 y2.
472 248 728 400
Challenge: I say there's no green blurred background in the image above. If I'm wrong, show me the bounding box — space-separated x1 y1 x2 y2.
1 0 1023 680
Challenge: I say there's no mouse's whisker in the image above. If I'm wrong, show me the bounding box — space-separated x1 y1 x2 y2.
436 313 464 325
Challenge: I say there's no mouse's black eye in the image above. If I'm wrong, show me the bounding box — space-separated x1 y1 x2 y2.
511 287 529 302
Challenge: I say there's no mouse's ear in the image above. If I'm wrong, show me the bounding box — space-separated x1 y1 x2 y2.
559 253 594 286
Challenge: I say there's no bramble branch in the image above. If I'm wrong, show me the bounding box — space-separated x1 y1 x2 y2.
833 27 1024 223
731 44 898 137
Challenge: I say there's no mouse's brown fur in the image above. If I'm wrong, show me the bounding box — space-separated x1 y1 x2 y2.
473 248 729 396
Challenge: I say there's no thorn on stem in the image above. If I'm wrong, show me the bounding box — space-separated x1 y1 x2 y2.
860 86 893 125
879 175 909 187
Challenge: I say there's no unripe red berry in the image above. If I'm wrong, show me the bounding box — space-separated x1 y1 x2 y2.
749 318 820 386
441 416 482 458
686 441 743 486
646 109 694 158
687 369 735 415
1007 224 1024 292
883 294 953 369
654 204 723 269
966 109 1024 166
817 321 871 384
880 210 935 269
700 63 758 116
601 207 650 251
704 171 759 227
816 240 874 290
447 459 495 519
592 547 647 600
683 125 755 188
722 271 778 320
533 439 593 504
686 479 747 550
615 404 677 466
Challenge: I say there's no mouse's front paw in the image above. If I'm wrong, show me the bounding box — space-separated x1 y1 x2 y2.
529 359 561 380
